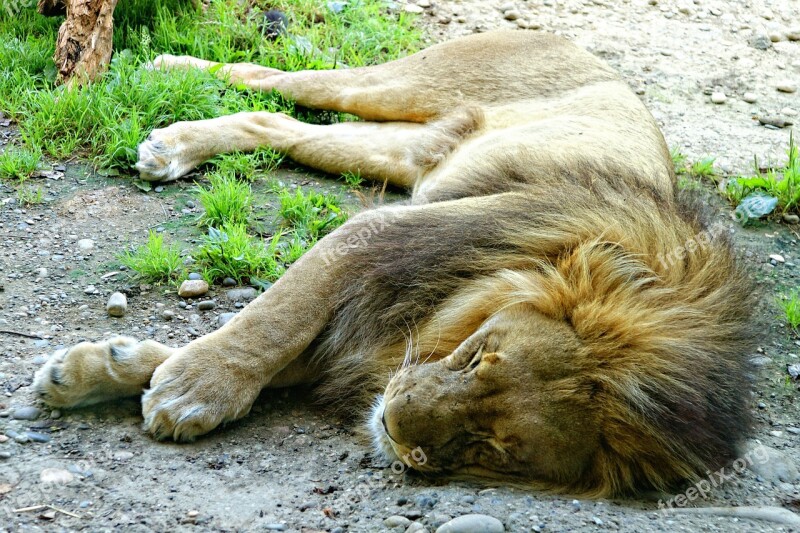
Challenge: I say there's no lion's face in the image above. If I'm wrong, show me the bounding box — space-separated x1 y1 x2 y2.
370 303 599 485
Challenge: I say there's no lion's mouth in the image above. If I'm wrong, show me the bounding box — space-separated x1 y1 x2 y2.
368 394 401 464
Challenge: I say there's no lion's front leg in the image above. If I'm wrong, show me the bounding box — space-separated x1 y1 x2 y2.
33 336 174 407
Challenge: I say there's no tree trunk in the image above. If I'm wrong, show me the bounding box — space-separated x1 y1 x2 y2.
37 0 66 17
52 0 119 86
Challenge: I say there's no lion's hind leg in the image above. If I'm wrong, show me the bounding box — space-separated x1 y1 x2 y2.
33 337 173 408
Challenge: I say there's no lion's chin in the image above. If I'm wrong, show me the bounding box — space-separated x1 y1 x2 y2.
368 395 400 465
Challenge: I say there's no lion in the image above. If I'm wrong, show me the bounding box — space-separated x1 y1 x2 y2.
32 30 756 497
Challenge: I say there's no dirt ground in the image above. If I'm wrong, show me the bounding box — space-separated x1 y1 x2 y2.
1 0 799 531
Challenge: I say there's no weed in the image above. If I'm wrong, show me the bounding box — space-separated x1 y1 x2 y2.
278 187 348 240
208 148 284 180
689 157 716 179
670 147 687 175
196 223 281 283
119 231 185 283
16 182 44 205
196 170 253 227
779 290 800 332
677 175 703 191
0 146 41 180
341 170 364 188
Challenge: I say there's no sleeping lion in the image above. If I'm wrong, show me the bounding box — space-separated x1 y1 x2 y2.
33 30 755 497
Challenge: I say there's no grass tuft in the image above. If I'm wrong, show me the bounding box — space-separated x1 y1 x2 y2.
196 171 253 227
119 231 185 283
779 290 800 332
0 146 41 180
196 223 281 283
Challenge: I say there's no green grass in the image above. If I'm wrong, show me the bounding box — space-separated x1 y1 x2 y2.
119 231 185 283
671 147 688 176
196 223 281 283
195 170 253 227
278 187 348 240
689 157 716 179
341 170 364 188
0 145 41 180
722 133 800 215
778 290 800 332
208 149 284 180
16 183 44 205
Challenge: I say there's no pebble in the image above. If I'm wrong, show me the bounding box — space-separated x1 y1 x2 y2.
784 214 800 224
750 33 772 50
40 468 74 484
404 4 424 13
0 451 11 459
26 432 50 443
742 92 758 103
161 309 175 320
12 406 41 420
758 116 793 128
77 239 94 253
770 254 785 263
384 516 412 528
187 272 203 280
416 0 431 7
115 451 134 461
36 267 48 278
498 2 515 11
84 285 97 294
225 287 258 302
0 435 8 443
503 10 521 20
435 515 505 533
198 300 216 311
571 499 581 511
710 91 726 104
264 525 286 532
218 312 237 326
178 280 209 298
222 277 237 287
154 186 164 193
406 524 427 533
51 410 61 419
746 443 800 482
185 200 196 209
786 427 800 435
776 82 797 93
106 292 128 317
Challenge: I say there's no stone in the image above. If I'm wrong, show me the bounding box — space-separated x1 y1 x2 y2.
222 277 237 287
218 312 238 327
783 213 800 224
26 432 50 443
746 443 800 482
503 10 521 20
40 468 74 484
406 524 427 533
769 254 785 263
114 451 134 461
710 91 726 104
404 4 424 13
742 92 758 103
187 272 203 280
178 280 209 298
77 239 94 253
435 515 505 533
776 82 797 93
106 292 127 317
416 0 431 7
225 287 258 302
384 515 412 528
161 310 176 320
750 33 772 50
84 285 97 294
197 300 216 311
498 2 515 12
12 406 41 420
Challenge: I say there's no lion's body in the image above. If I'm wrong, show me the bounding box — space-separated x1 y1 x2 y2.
34 31 755 497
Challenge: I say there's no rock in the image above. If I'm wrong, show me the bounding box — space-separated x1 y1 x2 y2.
406 523 428 533
503 10 521 20
750 33 772 50
185 200 196 209
264 525 286 532
84 285 97 294
26 432 50 443
222 277 237 287
225 287 258 302
187 272 203 280
769 254 785 263
416 0 431 7
50 409 61 419
36 267 48 278
178 280 209 298
40 468 74 484
436 515 505 533
218 312 238 327
710 91 726 104
384 515 412 528
12 406 41 420
404 4 424 13
0 435 8 443
758 116 793 128
114 451 134 461
198 300 216 311
77 239 94 253
788 28 800 41
0 451 11 459
783 108 798 117
161 310 176 321
746 443 800 482
786 427 800 434
571 499 581 511
106 292 127 317
776 82 797 93
742 92 758 103
498 2 515 12
783 213 800 224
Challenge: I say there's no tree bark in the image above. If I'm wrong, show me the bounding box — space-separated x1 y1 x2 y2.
52 0 119 85
37 0 66 17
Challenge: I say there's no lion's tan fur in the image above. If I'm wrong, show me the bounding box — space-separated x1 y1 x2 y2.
34 31 755 497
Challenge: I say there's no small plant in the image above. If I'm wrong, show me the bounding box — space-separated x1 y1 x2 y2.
677 175 703 191
16 182 43 205
689 157 716 179
341 170 364 188
278 187 348 240
209 149 284 180
670 147 687 175
779 290 800 332
0 146 41 180
119 231 185 283
196 171 253 227
196 223 282 283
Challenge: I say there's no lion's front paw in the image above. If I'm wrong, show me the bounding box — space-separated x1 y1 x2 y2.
142 349 263 442
135 125 206 182
33 337 171 408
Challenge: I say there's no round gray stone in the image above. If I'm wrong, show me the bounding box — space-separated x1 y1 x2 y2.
435 514 505 533
12 406 41 420
106 292 127 317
